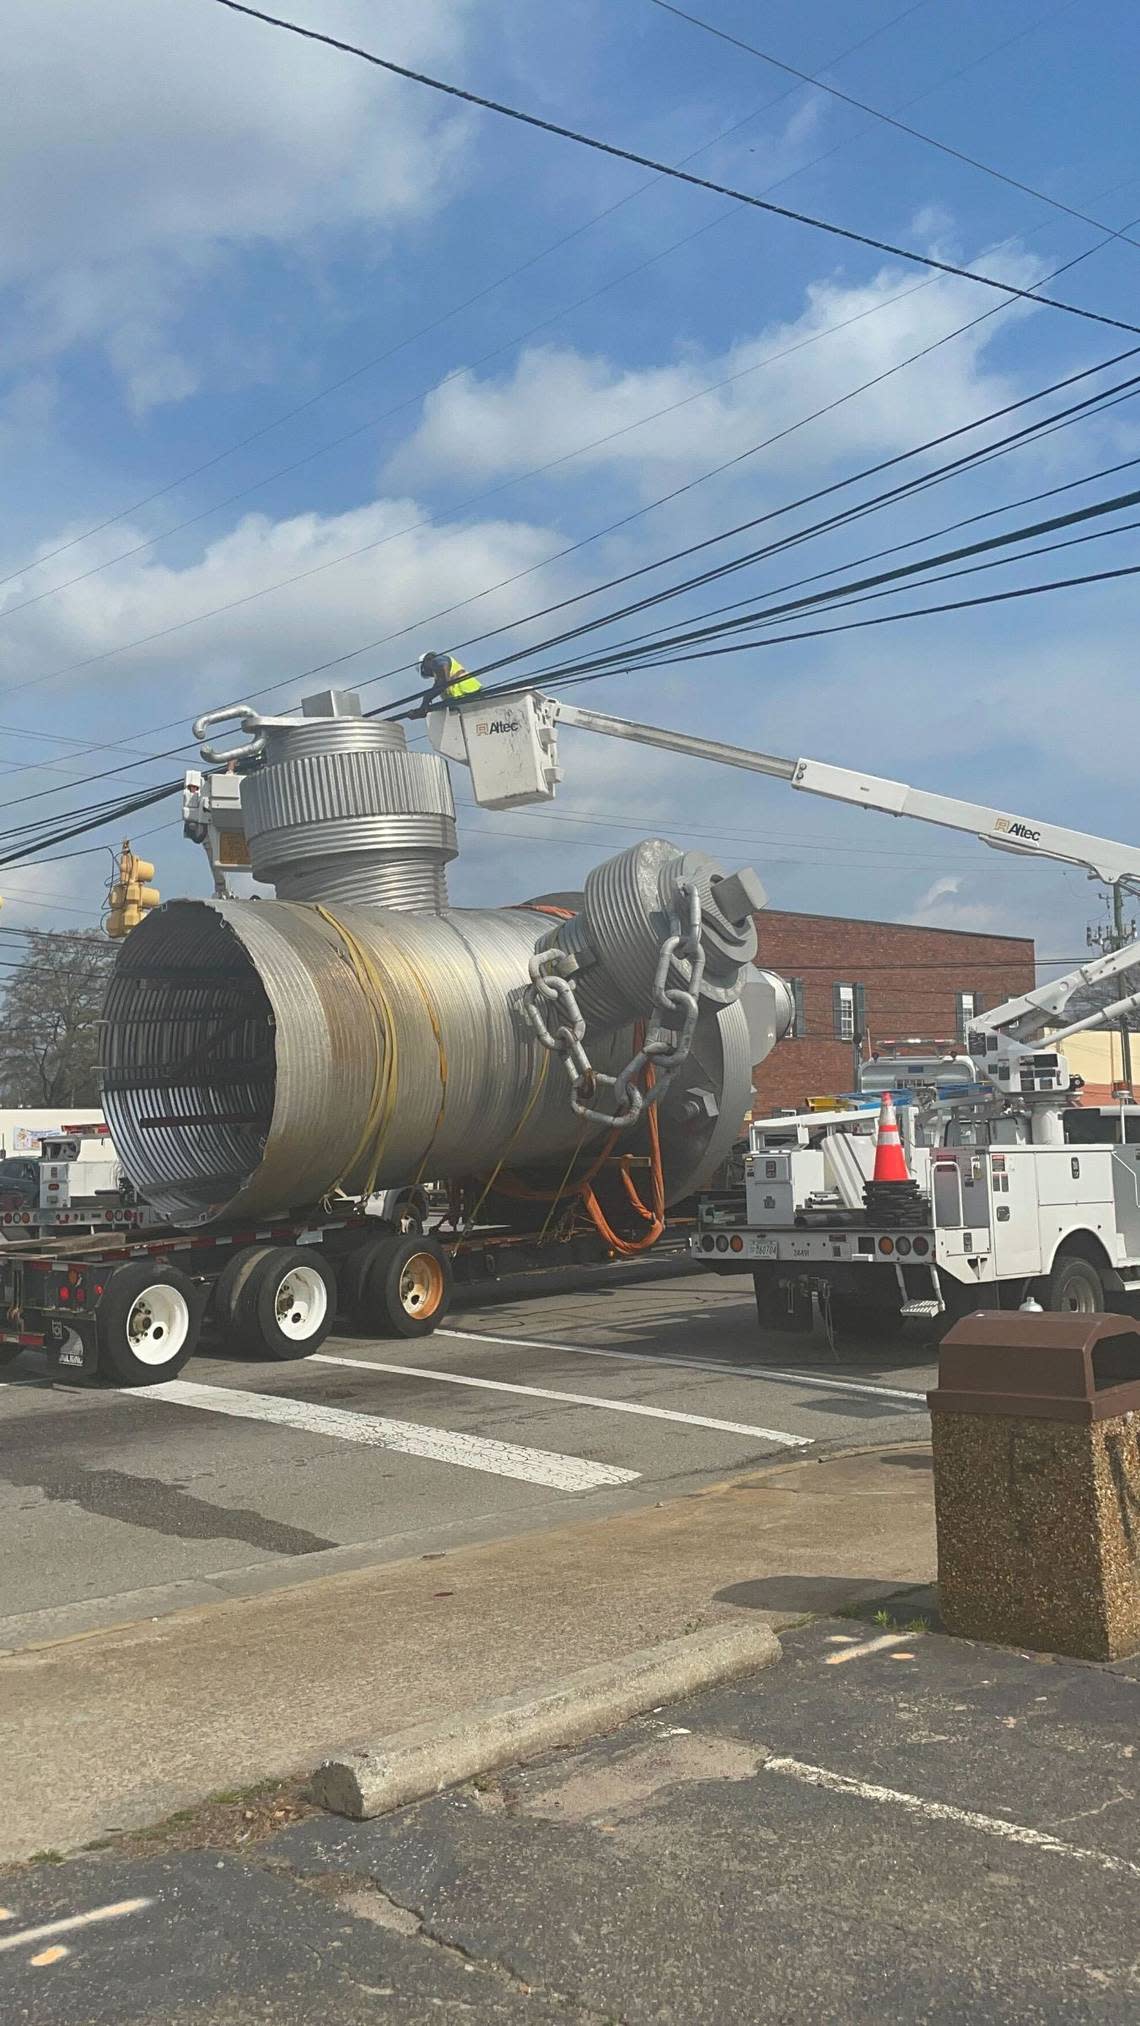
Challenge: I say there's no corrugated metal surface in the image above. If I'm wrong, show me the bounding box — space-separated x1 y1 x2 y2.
240 715 456 909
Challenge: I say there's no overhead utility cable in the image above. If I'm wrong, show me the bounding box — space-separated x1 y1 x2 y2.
649 1 1140 256
0 1 928 603
207 1 1140 339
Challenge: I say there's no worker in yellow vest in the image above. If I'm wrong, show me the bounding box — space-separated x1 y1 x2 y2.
417 651 482 710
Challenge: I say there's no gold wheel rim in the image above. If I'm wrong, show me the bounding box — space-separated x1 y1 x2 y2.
399 1251 445 1318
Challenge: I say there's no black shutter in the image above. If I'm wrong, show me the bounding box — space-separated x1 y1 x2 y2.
853 982 867 1042
791 978 806 1039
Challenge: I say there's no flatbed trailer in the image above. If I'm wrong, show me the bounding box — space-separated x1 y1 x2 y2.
0 1205 685 1385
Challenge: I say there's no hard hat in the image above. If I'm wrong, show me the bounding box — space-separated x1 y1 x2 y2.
418 650 449 682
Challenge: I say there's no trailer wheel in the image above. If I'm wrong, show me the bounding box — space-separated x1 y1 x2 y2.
1047 1252 1106 1315
97 1261 199 1385
211 1244 276 1338
336 1231 390 1329
236 1246 337 1359
359 1233 452 1338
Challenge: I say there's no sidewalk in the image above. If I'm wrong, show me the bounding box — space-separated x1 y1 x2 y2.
1 1443 934 1862
4 1614 1137 2024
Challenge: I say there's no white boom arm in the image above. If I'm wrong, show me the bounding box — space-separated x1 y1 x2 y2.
429 687 1140 1060
429 688 1140 886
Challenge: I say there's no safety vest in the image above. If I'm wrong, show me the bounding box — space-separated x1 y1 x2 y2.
443 658 481 700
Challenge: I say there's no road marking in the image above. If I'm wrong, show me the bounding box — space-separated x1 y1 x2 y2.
31 1946 69 1967
763 1759 1140 1878
824 1631 917 1665
0 1899 152 1956
312 1353 809 1448
135 1379 640 1492
436 1327 927 1405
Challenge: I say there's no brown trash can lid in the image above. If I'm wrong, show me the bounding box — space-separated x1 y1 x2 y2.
928 1311 1140 1423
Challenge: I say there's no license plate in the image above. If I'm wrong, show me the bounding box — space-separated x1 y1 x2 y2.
753 1237 778 1259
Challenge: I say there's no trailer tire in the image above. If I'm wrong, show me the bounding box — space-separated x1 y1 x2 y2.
1047 1251 1106 1315
359 1233 452 1338
235 1246 337 1359
97 1261 200 1385
211 1244 276 1338
340 1238 398 1323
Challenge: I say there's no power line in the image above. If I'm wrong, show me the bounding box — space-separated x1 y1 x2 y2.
207 0 1140 338
0 3 932 613
410 556 1140 720
11 334 1137 822
0 784 181 874
7 161 1138 779
460 366 1140 687
501 479 1140 686
377 364 1140 710
649 1 1140 257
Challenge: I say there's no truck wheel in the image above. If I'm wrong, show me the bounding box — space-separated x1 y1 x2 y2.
97 1261 200 1385
235 1246 337 1359
340 1238 396 1323
1047 1252 1106 1315
211 1245 276 1337
358 1233 452 1339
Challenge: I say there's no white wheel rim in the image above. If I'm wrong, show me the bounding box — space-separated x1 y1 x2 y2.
126 1284 191 1367
273 1263 328 1341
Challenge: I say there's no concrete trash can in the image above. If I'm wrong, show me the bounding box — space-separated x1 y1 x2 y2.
929 1311 1140 1660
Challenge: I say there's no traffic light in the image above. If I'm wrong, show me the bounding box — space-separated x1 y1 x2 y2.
107 841 160 939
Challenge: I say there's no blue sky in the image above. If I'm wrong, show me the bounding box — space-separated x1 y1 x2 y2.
3 0 1140 974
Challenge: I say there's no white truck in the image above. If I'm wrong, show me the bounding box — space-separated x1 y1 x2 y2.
435 684 1140 1327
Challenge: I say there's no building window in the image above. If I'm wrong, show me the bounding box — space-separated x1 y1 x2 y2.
790 978 806 1039
833 982 866 1042
956 990 979 1041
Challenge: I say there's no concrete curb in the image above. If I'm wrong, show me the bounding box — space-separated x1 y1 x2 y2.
309 1617 782 1821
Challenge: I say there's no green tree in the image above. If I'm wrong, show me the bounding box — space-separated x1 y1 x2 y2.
0 930 114 1107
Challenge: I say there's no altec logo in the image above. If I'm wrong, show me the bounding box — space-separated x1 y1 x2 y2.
994 816 1042 843
475 716 521 736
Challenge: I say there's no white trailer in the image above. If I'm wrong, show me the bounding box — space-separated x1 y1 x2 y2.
435 686 1140 1323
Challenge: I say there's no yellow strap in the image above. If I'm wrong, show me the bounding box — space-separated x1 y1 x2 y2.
385 937 449 1183
315 905 399 1202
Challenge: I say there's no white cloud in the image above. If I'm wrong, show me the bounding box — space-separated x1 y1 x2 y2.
386 248 1044 495
0 0 478 405
0 491 570 722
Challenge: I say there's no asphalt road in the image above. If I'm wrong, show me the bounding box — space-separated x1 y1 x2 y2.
4 1615 1137 2023
0 1268 935 1650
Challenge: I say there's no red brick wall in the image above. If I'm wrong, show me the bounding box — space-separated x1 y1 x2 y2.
751 909 1036 1114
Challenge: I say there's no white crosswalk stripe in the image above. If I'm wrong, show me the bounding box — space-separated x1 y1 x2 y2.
133 1378 640 1491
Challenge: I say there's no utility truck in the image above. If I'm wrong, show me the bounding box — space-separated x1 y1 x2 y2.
436 685 1140 1327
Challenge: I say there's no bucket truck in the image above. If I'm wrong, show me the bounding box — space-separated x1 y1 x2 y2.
433 687 1140 1326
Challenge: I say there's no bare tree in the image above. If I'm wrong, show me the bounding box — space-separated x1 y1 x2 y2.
0 931 114 1107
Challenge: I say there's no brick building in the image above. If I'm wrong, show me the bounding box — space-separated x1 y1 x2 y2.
751 908 1037 1114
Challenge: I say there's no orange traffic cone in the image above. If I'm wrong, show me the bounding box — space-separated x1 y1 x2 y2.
871 1090 910 1184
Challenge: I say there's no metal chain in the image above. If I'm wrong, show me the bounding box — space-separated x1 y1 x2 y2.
524 883 706 1129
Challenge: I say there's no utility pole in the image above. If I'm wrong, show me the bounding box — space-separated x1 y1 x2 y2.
1087 883 1137 1096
